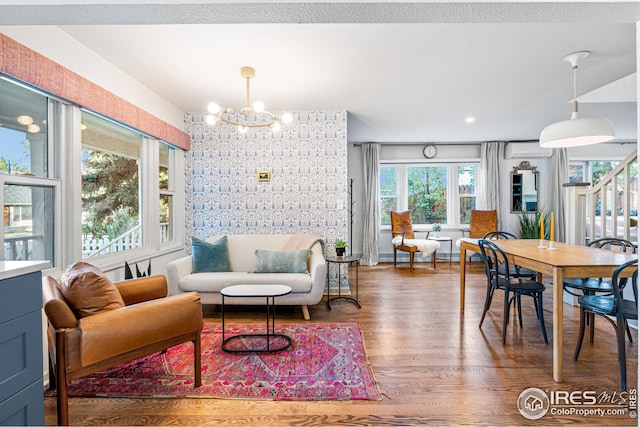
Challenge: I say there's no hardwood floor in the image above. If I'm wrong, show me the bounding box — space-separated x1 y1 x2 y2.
45 261 638 426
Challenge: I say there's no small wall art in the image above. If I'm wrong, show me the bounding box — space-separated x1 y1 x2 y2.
258 171 271 181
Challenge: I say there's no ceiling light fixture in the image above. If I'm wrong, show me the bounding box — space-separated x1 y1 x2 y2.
17 115 33 125
206 66 293 133
539 51 614 148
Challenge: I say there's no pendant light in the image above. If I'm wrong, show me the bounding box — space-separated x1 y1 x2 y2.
539 51 614 148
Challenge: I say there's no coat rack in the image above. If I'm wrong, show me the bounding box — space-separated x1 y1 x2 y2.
349 178 354 256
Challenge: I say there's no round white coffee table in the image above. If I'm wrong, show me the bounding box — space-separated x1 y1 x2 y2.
220 284 292 353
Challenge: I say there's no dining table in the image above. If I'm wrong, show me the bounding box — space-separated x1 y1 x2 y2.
458 238 637 383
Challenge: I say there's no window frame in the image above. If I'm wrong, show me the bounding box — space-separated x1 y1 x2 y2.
0 76 186 274
380 161 479 231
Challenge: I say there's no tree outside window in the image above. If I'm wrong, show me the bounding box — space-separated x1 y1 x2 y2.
407 166 447 224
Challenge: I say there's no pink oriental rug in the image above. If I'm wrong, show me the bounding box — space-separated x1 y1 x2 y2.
57 322 381 401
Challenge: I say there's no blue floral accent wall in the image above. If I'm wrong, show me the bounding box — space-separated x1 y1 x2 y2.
183 110 348 253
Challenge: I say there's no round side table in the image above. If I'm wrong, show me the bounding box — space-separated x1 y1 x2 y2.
325 255 361 309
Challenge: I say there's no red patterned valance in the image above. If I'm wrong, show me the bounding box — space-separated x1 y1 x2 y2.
0 33 190 150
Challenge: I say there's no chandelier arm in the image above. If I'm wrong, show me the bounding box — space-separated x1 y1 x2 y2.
219 111 277 128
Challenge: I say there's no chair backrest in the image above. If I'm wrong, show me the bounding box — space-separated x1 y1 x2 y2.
610 259 638 319
390 211 415 239
469 210 498 238
478 239 511 288
588 237 637 254
483 231 516 240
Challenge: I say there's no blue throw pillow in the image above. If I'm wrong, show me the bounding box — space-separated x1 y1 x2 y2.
254 249 310 273
191 236 232 273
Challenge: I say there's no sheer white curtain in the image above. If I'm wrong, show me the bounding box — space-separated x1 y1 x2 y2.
361 143 380 266
551 148 569 242
479 142 505 228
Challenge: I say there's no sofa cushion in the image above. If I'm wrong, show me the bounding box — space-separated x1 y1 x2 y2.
192 236 231 273
59 262 125 318
179 272 314 294
254 249 310 273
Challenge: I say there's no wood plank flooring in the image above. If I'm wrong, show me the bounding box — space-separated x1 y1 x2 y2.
45 261 638 426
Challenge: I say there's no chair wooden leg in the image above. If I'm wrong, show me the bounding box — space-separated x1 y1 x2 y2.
574 308 587 360
393 248 397 267
193 332 202 387
56 334 69 426
409 252 414 271
479 283 494 328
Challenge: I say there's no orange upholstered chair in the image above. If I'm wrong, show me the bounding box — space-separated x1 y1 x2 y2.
462 209 498 238
390 210 436 271
43 262 203 425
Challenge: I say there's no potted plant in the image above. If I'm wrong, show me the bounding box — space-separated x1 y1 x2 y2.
335 238 347 257
432 224 442 238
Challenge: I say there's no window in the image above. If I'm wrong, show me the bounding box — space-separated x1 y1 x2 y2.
0 79 48 178
407 165 447 224
81 112 142 258
380 166 398 226
159 141 175 243
0 76 185 271
380 162 478 228
3 183 55 262
1 78 57 264
458 165 477 224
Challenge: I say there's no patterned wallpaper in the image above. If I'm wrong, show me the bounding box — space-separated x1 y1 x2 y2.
183 110 348 255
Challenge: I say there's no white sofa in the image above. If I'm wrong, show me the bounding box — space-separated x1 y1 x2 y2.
166 233 326 320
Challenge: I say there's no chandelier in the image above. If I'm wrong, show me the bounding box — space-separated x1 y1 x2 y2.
205 66 293 133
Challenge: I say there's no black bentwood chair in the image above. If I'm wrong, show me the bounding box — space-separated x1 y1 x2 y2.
574 259 638 392
478 239 548 345
563 237 637 344
482 231 538 280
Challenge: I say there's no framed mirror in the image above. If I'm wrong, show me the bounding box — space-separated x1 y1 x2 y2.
510 161 539 213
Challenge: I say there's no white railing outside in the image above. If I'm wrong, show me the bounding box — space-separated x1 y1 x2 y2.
568 151 638 245
82 223 171 258
4 235 42 260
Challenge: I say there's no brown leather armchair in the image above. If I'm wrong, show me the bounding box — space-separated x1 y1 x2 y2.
43 271 204 425
461 209 498 238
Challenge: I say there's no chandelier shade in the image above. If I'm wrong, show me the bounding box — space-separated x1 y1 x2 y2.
539 51 614 148
206 66 292 132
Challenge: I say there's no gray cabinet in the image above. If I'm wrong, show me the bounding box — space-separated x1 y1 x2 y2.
0 262 49 426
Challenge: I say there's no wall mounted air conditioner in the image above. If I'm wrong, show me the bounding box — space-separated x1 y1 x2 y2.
504 142 552 159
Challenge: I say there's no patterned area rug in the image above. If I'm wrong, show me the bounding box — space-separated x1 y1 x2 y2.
55 322 380 401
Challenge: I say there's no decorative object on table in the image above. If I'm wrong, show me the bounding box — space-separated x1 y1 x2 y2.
204 66 293 133
124 259 151 280
47 322 381 401
539 51 614 148
335 238 347 256
390 210 439 270
432 223 442 238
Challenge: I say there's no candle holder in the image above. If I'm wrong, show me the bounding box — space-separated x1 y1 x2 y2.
547 241 558 251
537 239 546 248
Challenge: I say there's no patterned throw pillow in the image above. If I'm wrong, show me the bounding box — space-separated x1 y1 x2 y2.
254 249 310 273
191 236 232 273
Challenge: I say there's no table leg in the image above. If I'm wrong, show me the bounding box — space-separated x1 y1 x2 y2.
552 266 564 382
459 243 468 313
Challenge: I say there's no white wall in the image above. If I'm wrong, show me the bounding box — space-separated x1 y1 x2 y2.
0 27 185 130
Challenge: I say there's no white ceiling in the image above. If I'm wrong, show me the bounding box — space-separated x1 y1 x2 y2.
0 1 638 143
